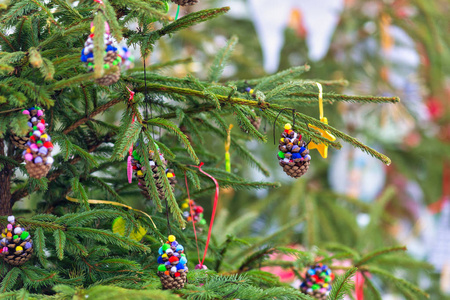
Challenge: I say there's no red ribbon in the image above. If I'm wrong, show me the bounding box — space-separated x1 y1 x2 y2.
93 0 104 4
355 271 365 300
186 162 220 267
184 171 201 266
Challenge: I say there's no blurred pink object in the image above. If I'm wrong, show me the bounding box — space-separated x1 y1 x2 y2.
261 245 301 283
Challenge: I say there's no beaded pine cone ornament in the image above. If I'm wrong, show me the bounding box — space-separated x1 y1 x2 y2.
80 22 121 86
10 106 45 150
180 199 206 225
277 123 311 178
0 216 33 266
171 0 198 6
300 263 334 299
130 149 177 200
157 235 188 290
22 109 53 179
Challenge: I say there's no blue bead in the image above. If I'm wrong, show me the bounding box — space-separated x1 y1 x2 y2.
292 153 301 159
171 241 178 247
179 257 187 264
308 269 315 275
176 263 185 270
157 256 164 264
176 245 184 252
300 147 306 153
158 247 163 255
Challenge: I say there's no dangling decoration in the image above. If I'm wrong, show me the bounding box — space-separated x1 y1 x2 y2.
10 106 45 150
300 263 334 299
157 235 188 290
80 22 121 86
277 121 311 178
180 199 206 225
126 87 135 184
130 147 177 200
0 216 33 266
22 107 53 179
118 47 135 71
225 124 233 173
308 83 336 159
171 0 198 6
112 216 147 242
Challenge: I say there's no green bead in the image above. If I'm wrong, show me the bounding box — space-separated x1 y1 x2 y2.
13 235 18 240
181 253 186 257
88 62 93 67
162 244 170 251
157 264 166 272
320 272 326 277
20 231 29 240
278 151 285 158
104 64 110 69
325 276 331 282
199 219 206 225
112 61 118 66
312 284 320 290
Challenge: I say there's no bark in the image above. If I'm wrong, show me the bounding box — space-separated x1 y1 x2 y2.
0 139 12 216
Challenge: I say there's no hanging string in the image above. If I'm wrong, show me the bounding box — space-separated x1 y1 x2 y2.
187 162 220 267
184 171 201 267
175 5 180 20
355 271 365 300
164 197 172 235
273 108 296 145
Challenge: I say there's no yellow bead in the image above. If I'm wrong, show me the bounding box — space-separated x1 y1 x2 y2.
16 246 23 252
284 123 291 130
167 173 173 178
323 283 329 288
249 89 254 94
41 134 48 139
90 26 95 33
168 235 176 242
137 170 143 176
181 203 189 210
162 254 168 259
1 234 5 238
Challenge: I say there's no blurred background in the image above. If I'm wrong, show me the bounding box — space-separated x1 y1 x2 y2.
147 0 450 298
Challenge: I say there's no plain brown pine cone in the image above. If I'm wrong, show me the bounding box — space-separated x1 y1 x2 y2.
171 0 198 6
25 161 51 179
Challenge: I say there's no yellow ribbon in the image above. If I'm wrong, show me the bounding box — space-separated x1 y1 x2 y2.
308 82 336 159
225 124 233 172
65 195 158 231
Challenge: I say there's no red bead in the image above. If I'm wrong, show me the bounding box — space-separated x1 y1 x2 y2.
196 206 203 213
30 136 36 142
44 142 53 149
174 272 180 277
169 256 179 263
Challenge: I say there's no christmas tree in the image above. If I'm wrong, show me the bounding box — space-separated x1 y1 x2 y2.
0 0 446 298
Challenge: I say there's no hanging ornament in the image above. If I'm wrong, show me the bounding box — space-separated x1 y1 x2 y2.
10 106 45 150
80 22 121 86
180 199 206 225
157 235 188 290
277 122 311 178
131 148 177 200
118 46 135 71
308 83 336 159
171 0 198 6
299 263 334 299
22 109 53 179
112 216 147 241
0 216 33 266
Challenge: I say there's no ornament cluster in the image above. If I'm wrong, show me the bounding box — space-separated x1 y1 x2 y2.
80 22 121 86
181 199 206 225
131 148 177 200
1 216 33 266
21 107 54 179
300 263 334 299
10 106 45 149
277 123 311 178
157 235 188 289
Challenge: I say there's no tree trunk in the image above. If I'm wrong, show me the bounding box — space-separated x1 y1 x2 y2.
0 139 12 216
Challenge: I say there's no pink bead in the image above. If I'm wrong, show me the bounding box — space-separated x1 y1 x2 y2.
7 224 12 230
37 123 45 131
24 153 33 161
37 110 44 117
2 247 7 253
22 110 30 115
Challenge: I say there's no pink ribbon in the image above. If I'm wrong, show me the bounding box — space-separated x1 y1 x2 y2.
126 87 135 184
355 271 365 300
187 162 220 268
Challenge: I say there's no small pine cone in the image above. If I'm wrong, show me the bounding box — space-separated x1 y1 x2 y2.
157 235 188 290
171 0 198 6
95 52 121 86
239 116 261 134
22 108 53 179
1 218 33 266
11 107 45 150
299 263 334 299
277 123 311 178
131 151 177 200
